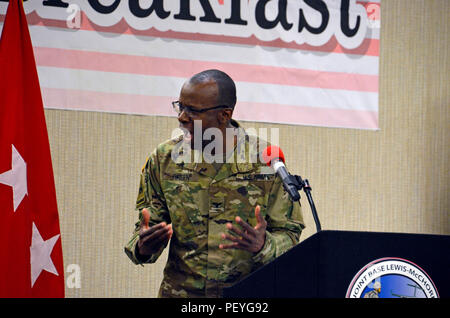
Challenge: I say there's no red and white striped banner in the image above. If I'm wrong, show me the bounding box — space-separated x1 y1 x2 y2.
0 0 380 130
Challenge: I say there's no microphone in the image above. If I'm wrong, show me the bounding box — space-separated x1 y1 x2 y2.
261 146 300 201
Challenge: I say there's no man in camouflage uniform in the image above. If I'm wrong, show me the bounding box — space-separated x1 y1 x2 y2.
124 70 304 297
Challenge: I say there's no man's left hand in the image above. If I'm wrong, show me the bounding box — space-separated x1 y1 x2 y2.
219 205 267 253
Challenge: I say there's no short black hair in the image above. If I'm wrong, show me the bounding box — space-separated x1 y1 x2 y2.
189 69 237 109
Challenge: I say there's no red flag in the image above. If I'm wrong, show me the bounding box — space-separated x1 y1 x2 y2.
0 0 64 297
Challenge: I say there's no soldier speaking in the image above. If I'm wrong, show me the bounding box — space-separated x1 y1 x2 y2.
124 69 305 298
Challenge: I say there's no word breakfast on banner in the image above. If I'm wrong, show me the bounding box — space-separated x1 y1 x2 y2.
0 0 381 130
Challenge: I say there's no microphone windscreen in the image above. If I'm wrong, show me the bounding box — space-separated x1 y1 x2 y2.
261 145 285 166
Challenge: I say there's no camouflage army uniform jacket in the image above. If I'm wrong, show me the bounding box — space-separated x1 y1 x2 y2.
125 120 304 297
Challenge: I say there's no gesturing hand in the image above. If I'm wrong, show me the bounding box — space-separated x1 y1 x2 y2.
137 208 173 257
219 205 267 254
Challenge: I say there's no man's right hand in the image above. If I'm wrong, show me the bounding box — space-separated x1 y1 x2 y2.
137 208 173 257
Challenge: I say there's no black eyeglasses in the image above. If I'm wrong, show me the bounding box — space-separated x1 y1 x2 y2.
172 101 230 115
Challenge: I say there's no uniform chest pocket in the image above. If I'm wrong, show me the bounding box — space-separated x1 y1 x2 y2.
218 177 274 226
161 179 207 240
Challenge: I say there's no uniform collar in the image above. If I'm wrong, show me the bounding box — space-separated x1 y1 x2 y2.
175 120 258 179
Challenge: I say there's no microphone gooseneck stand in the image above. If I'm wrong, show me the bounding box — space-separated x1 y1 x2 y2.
284 174 322 233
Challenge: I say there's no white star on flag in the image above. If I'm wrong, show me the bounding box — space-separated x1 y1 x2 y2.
30 222 60 287
0 144 28 212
